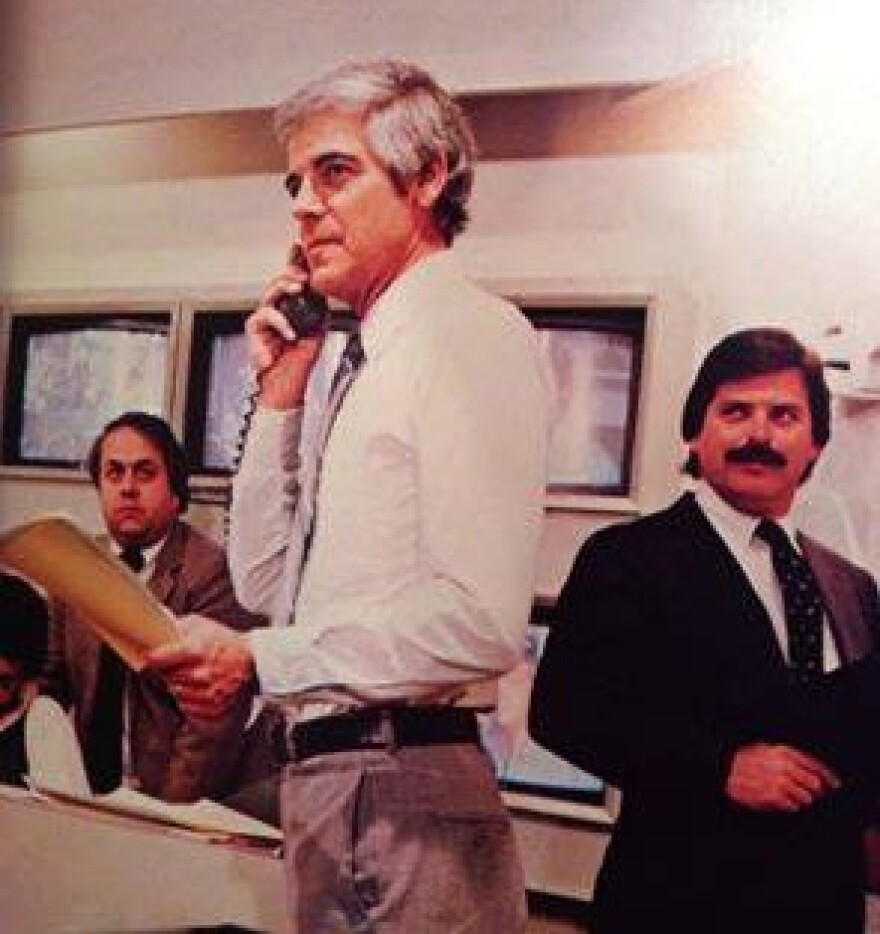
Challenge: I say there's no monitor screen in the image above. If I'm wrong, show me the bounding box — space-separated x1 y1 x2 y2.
526 306 644 496
2 311 172 469
184 313 252 474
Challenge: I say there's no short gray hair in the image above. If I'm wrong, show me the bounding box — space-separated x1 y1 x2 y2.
274 60 477 244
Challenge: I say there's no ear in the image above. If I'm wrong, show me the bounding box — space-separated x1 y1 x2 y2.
414 155 449 210
683 448 701 478
799 442 823 485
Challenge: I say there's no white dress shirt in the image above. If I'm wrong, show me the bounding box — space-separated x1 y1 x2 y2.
695 482 841 671
229 251 552 713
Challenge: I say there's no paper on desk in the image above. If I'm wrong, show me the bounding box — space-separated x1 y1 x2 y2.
25 696 283 845
0 514 177 670
82 786 284 843
25 695 92 797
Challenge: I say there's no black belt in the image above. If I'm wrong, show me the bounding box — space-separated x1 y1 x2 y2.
270 705 480 765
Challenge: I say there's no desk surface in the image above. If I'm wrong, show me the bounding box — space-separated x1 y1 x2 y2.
0 786 288 933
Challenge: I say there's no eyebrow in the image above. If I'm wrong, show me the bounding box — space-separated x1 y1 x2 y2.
104 458 158 471
716 398 804 413
283 151 360 198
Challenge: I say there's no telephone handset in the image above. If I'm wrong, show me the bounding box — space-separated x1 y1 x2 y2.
224 248 330 538
273 245 330 338
274 287 329 338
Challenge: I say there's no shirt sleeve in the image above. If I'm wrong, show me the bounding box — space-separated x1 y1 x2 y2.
227 405 306 619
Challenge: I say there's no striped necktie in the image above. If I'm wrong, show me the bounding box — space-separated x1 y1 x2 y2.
326 329 365 427
294 329 364 600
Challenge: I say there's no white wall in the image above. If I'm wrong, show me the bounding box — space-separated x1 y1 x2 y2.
1 0 792 132
5 0 877 347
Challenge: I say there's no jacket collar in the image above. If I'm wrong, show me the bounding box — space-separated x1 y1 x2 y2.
145 520 186 605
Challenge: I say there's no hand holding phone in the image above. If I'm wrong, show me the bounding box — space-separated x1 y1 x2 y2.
273 245 329 338
247 245 327 408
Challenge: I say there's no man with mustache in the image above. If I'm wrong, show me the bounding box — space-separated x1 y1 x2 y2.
43 411 271 807
530 327 880 934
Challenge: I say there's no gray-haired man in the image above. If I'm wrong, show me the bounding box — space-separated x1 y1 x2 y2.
149 60 550 932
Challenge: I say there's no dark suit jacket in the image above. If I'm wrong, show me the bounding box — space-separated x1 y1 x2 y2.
44 519 267 803
530 492 880 934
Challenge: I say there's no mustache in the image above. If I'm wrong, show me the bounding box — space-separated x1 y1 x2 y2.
725 442 787 468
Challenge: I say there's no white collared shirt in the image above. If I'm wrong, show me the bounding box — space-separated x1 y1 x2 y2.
695 482 840 671
230 251 552 712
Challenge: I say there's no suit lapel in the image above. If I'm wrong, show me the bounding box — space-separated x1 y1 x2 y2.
147 521 185 606
676 496 875 668
799 533 875 664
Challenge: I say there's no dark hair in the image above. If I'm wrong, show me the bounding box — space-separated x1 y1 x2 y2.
86 411 190 510
274 59 477 245
0 572 49 676
681 327 831 478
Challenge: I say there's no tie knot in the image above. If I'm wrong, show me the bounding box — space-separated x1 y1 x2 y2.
754 519 791 553
341 329 364 370
119 545 145 573
329 329 365 397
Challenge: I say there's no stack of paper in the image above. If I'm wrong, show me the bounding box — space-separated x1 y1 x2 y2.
1 514 282 845
25 696 283 845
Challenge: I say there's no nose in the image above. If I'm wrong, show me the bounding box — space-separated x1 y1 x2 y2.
119 469 138 496
291 173 324 222
746 409 772 443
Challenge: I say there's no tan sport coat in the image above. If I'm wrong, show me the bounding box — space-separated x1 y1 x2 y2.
44 519 265 802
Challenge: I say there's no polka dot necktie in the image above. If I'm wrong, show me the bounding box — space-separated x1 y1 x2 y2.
755 519 825 685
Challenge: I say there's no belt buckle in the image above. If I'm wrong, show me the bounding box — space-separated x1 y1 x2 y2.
376 708 397 752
